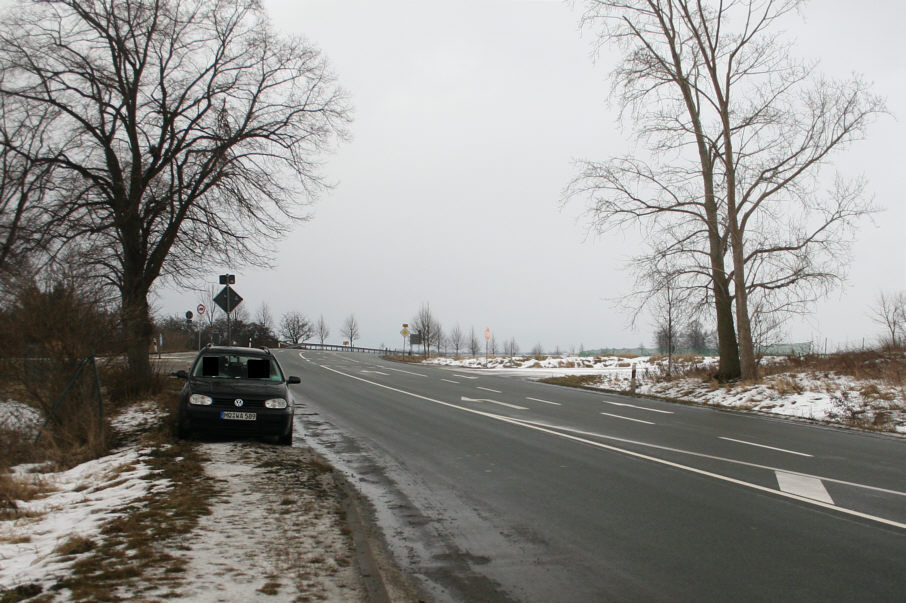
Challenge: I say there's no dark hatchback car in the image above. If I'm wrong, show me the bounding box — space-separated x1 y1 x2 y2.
174 345 300 445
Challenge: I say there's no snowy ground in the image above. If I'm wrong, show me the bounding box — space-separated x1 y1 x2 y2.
0 401 370 601
424 354 906 434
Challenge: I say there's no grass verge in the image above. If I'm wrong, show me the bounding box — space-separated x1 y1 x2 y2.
55 381 216 602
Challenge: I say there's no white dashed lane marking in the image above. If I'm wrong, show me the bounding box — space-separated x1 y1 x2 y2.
526 397 561 406
461 396 528 410
604 401 673 414
600 412 655 425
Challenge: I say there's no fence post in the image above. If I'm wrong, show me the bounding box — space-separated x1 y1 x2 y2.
35 356 91 444
90 353 104 449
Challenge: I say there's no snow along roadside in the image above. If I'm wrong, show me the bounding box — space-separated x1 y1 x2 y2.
1 400 411 601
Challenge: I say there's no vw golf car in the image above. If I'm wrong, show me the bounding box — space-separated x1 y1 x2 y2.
174 345 300 445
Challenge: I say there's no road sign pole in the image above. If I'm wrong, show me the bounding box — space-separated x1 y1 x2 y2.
226 286 232 344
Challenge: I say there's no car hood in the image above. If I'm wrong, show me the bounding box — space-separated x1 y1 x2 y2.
188 378 288 398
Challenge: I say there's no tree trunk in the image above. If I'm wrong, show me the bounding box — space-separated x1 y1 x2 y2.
712 271 741 381
121 269 154 390
728 217 758 380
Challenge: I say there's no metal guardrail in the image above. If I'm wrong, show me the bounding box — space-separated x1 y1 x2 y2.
282 342 390 355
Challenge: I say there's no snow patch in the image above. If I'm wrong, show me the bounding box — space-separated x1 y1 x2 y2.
0 447 155 592
425 355 906 431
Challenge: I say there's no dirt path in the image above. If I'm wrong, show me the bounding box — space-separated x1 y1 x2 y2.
152 441 369 602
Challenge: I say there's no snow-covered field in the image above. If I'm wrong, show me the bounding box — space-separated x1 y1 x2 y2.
424 354 906 434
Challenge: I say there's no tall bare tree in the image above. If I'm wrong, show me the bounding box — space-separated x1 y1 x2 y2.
198 285 221 336
316 315 330 345
255 303 274 334
650 270 692 377
569 0 884 380
341 314 359 347
504 337 520 357
0 0 350 384
412 303 438 357
468 327 481 357
449 324 464 357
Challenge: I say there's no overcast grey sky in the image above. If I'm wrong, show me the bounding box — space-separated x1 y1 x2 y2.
157 0 905 352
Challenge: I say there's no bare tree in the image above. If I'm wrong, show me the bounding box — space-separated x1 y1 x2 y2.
469 327 481 357
341 314 360 347
432 323 446 357
683 320 711 353
449 324 464 357
0 99 59 278
869 291 906 350
198 286 221 338
316 315 330 345
412 303 437 357
570 0 884 381
255 303 274 334
279 311 313 345
0 0 350 384
503 337 520 357
649 271 692 377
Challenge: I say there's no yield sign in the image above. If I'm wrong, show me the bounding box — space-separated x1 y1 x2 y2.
213 285 243 314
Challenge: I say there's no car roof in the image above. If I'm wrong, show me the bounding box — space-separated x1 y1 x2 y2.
197 345 272 357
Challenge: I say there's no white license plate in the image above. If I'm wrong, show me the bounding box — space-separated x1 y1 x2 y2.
221 411 256 421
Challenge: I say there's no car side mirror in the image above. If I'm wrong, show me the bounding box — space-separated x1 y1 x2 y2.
171 370 188 379
287 376 301 385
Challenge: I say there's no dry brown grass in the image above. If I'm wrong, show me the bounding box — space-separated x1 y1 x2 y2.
56 420 216 601
771 376 804 396
54 535 97 557
761 350 906 385
382 353 426 364
0 470 54 521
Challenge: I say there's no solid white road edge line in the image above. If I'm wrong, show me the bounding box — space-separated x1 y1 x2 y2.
317 364 906 530
719 436 813 457
510 418 906 499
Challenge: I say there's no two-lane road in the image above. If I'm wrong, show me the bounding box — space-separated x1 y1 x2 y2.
277 350 906 602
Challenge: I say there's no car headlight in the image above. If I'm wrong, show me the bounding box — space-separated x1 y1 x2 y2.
264 398 288 409
189 394 213 406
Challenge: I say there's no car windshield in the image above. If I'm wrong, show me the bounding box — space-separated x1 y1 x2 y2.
191 353 284 381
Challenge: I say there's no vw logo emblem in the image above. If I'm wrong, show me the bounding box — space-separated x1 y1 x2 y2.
234 398 244 407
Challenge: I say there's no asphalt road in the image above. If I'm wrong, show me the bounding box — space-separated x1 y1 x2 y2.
276 350 906 602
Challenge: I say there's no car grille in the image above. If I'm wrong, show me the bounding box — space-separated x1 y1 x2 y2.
212 397 266 409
